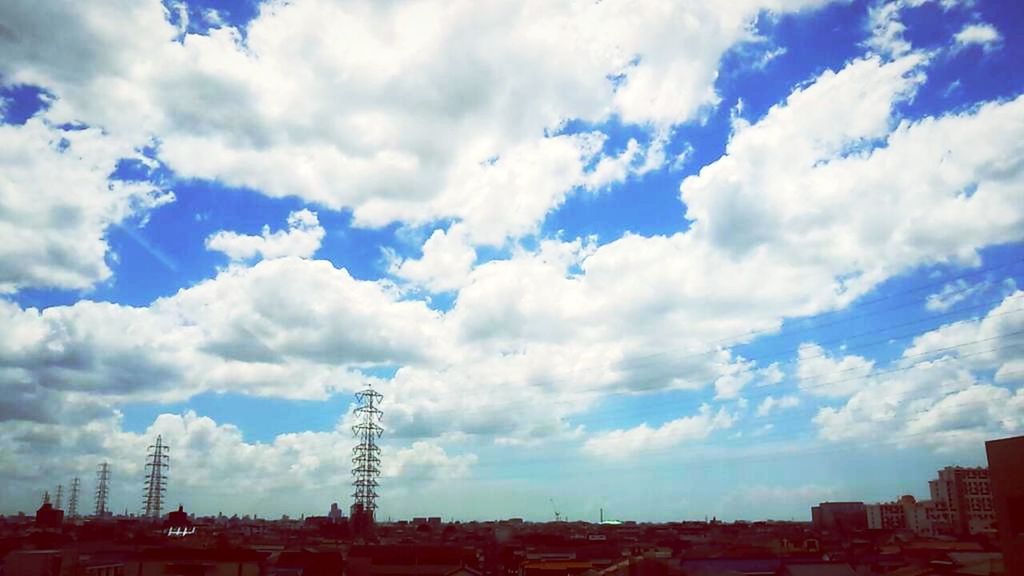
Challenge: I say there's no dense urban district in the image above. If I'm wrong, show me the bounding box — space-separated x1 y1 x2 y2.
2 435 1021 576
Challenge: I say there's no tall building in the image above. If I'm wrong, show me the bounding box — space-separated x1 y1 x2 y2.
929 466 994 535
986 435 1024 576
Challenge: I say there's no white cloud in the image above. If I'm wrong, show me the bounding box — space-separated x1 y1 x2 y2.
0 257 445 423
797 343 876 397
2 50 1021 455
756 395 800 417
865 1 913 58
680 56 1024 293
206 209 325 261
0 0 832 252
759 363 785 386
582 404 735 458
924 279 988 311
390 224 476 293
382 441 477 481
715 359 756 399
902 290 1024 373
953 23 1002 52
0 119 172 292
812 292 1024 450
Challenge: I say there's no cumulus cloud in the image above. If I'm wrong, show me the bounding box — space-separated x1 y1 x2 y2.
865 1 913 58
797 343 876 397
679 56 1024 316
902 290 1024 372
0 119 172 292
383 441 477 481
390 224 476 293
0 257 444 424
0 0 838 252
756 395 800 417
811 292 1024 450
954 23 1002 52
206 209 325 261
582 404 735 458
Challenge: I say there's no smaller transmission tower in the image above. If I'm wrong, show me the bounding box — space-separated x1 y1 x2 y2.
54 484 64 509
68 477 81 517
41 490 51 506
94 462 111 517
351 385 383 524
142 434 169 518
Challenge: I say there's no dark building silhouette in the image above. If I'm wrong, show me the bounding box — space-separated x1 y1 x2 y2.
267 550 344 576
165 505 191 529
350 503 374 536
347 544 478 576
810 502 866 533
986 435 1024 576
35 501 64 529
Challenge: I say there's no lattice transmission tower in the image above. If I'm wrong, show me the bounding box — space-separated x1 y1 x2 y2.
68 477 81 518
351 385 383 523
54 484 64 509
94 463 110 517
142 434 169 518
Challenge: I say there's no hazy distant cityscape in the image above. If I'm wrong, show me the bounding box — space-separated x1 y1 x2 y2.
4 390 1022 575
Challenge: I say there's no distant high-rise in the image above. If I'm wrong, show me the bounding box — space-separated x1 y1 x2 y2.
94 462 111 517
67 477 81 518
143 434 170 518
351 385 383 525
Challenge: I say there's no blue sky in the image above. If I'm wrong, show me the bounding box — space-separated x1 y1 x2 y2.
0 0 1022 521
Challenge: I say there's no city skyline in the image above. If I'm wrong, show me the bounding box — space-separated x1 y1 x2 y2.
1 0 1023 521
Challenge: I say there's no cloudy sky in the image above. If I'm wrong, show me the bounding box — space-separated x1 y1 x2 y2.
1 0 1022 522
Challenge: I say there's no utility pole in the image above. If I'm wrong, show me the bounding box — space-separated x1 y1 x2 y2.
94 462 110 517
143 435 169 519
68 477 81 518
351 385 383 526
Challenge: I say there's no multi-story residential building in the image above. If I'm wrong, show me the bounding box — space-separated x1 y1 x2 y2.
864 466 993 537
866 501 905 531
930 466 995 535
